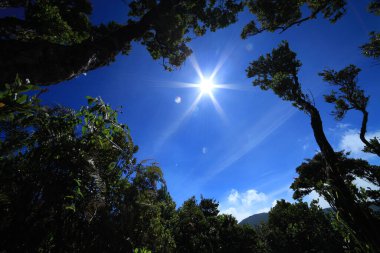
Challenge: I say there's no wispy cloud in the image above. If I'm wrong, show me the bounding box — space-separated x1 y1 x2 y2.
154 93 202 153
200 105 296 182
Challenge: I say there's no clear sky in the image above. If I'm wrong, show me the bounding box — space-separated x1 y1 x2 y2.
42 1 380 221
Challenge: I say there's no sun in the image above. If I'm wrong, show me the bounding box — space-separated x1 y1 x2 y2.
199 78 215 94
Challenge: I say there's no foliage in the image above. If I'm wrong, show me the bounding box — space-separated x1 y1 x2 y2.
320 65 380 156
0 0 243 85
265 200 345 253
291 152 380 209
173 196 262 253
1 0 92 44
361 32 380 60
0 84 174 252
247 41 380 251
0 76 43 121
246 41 310 112
241 0 347 38
320 65 366 120
1 0 380 252
291 152 380 251
369 0 380 15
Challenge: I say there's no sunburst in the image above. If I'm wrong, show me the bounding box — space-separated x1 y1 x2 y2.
199 78 215 95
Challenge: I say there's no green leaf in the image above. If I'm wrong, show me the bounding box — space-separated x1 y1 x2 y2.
86 96 95 104
65 205 76 212
16 94 28 104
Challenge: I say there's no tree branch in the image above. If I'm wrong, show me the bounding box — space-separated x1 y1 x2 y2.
359 110 380 156
0 3 159 85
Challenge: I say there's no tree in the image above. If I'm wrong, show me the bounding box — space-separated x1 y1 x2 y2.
173 196 261 252
241 0 347 38
0 0 243 85
320 65 380 157
291 152 380 251
246 41 380 251
361 0 380 60
0 82 175 252
241 0 380 67
265 200 345 253
292 152 380 207
361 31 380 60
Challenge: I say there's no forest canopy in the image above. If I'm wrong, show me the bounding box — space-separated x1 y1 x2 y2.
1 0 380 252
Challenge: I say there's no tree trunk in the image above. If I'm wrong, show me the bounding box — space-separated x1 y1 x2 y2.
304 102 380 251
360 110 380 157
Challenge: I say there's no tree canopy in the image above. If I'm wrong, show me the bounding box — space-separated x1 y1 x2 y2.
1 0 380 252
247 41 380 251
0 0 243 85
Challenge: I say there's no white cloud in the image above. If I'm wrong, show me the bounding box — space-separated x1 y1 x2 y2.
202 147 207 154
339 129 380 159
337 123 350 129
221 185 343 222
354 178 379 190
303 191 330 209
220 187 289 222
241 189 267 205
174 96 182 104
227 189 239 203
220 184 333 222
303 180 378 210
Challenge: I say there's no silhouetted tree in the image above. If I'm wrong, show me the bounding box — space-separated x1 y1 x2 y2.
246 41 380 251
0 0 243 85
241 0 347 38
320 65 380 156
0 82 174 252
292 152 380 206
291 152 380 250
173 196 261 253
362 0 380 60
361 32 380 60
265 200 345 253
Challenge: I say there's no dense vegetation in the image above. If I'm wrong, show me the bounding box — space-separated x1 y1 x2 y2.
1 0 379 252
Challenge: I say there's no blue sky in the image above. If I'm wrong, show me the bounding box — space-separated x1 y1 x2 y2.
41 1 380 221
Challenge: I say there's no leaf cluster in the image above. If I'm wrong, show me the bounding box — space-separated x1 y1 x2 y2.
0 83 176 252
291 152 380 209
320 65 368 120
1 0 92 44
246 41 310 110
242 0 346 38
128 0 243 70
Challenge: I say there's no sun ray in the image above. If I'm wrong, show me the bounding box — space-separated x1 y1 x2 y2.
153 50 245 151
209 92 227 123
213 83 252 91
209 44 236 80
189 55 204 80
154 93 203 153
